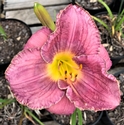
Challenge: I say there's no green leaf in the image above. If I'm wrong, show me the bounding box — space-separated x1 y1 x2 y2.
0 25 7 40
115 9 124 31
24 107 44 125
77 108 83 125
118 0 124 15
98 0 113 19
92 15 109 30
70 109 77 125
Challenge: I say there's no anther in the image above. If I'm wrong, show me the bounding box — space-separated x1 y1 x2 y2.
79 64 83 70
70 73 72 78
58 63 61 70
58 61 63 70
60 61 63 64
65 71 67 74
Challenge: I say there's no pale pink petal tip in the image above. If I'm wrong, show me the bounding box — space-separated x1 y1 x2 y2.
47 96 75 115
24 27 51 49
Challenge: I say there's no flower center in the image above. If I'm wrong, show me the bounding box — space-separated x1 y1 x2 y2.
47 52 82 82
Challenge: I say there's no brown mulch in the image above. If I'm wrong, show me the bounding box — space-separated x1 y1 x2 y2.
0 19 31 64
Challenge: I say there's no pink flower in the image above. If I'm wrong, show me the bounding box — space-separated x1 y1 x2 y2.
5 4 120 115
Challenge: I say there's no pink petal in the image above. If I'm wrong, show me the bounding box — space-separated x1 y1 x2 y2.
58 80 69 90
41 4 100 63
24 27 51 49
66 55 120 111
47 95 75 115
99 45 112 70
5 49 64 109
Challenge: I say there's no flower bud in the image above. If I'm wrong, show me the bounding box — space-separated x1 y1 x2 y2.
34 2 56 31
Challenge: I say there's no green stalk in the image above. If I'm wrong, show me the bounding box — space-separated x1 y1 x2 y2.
77 108 83 125
98 0 113 19
70 109 77 125
24 107 44 125
0 98 10 103
118 0 124 15
115 9 124 31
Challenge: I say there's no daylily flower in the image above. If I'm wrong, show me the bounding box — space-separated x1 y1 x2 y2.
5 4 120 115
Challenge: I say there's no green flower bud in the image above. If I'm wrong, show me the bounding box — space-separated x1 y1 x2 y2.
34 2 56 31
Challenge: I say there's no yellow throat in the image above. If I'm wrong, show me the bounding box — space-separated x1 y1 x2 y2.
47 52 82 82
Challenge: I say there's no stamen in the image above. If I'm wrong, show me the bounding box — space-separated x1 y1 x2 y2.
60 61 63 64
61 60 80 70
65 70 67 81
79 64 83 70
70 73 72 78
58 61 62 70
69 82 80 97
